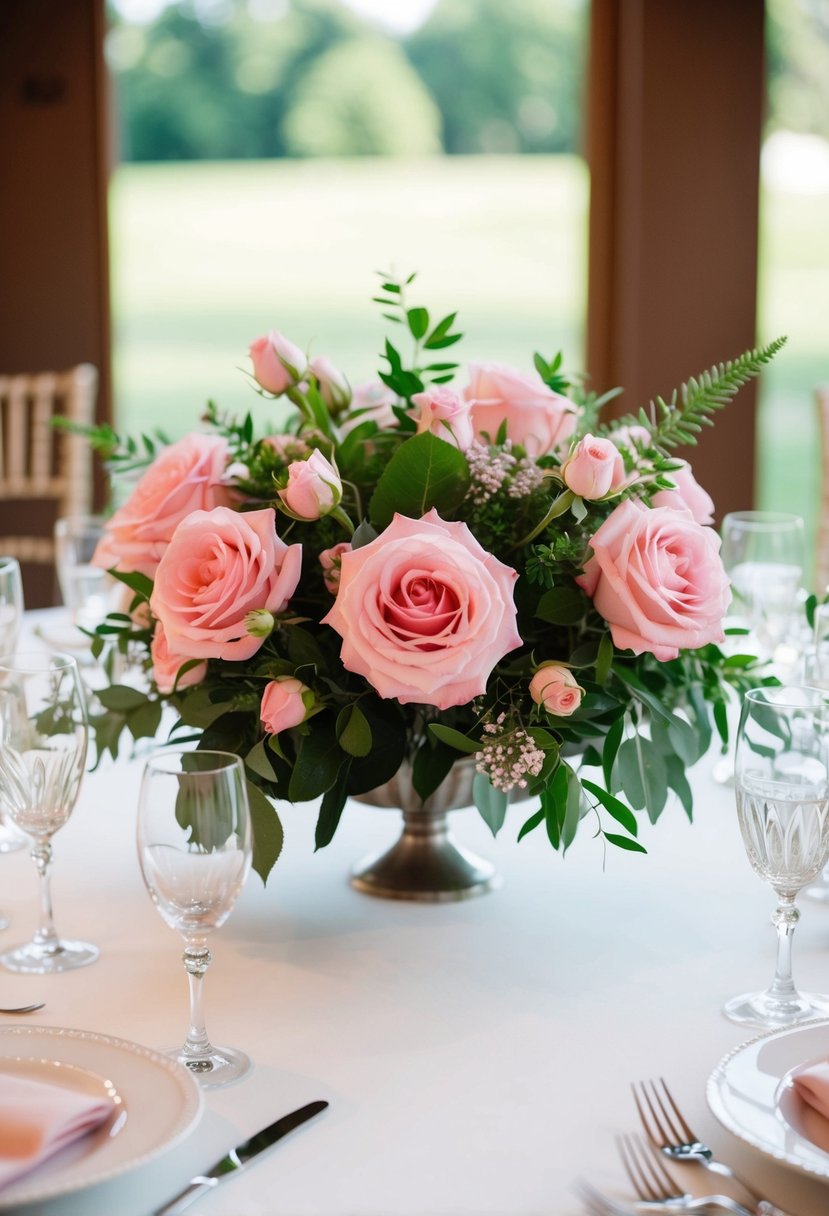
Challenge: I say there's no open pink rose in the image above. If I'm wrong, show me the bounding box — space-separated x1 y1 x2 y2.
249 330 307 395
465 362 579 456
529 664 583 716
279 451 342 520
150 621 207 694
260 677 311 734
577 499 730 661
322 509 521 709
93 433 231 579
651 461 715 526
412 387 474 451
150 506 302 662
562 434 626 499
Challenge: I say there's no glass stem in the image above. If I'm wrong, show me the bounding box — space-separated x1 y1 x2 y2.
769 894 799 1001
181 938 212 1060
31 840 59 954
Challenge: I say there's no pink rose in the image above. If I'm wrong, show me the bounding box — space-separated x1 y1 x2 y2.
610 424 651 452
529 664 583 716
322 509 521 709
411 386 474 451
279 450 342 521
562 434 626 500
93 433 231 579
577 499 730 661
249 330 307 395
465 362 579 456
340 382 399 437
319 542 352 594
261 434 310 463
260 676 311 734
651 461 715 526
150 621 207 694
150 506 302 662
310 355 351 413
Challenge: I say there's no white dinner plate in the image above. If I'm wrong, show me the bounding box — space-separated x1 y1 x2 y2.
707 1018 829 1181
0 1025 203 1208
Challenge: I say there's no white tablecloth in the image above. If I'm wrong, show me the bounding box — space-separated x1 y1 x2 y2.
4 615 829 1215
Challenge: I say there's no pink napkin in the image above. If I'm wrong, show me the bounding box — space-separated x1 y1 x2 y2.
792 1060 829 1120
0 1072 114 1190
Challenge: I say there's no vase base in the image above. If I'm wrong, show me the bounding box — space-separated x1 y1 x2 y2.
350 837 501 903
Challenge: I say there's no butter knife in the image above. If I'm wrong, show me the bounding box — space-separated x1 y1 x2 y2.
153 1099 329 1216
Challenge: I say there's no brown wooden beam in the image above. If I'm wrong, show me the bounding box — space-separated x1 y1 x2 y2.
586 0 766 520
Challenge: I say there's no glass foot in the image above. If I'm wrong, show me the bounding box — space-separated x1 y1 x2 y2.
723 988 829 1029
171 1044 250 1089
0 912 9 933
0 938 99 974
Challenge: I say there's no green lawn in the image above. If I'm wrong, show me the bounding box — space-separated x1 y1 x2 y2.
109 154 828 574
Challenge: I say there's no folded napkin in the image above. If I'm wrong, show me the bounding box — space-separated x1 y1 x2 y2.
792 1060 829 1120
0 1072 114 1190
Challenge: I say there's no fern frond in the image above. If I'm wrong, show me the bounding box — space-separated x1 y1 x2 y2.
649 337 787 448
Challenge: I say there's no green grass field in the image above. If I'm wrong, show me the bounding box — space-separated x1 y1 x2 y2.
109 155 828 569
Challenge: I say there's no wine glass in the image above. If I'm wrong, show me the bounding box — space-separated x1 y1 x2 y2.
724 685 829 1027
0 559 27 867
137 749 252 1087
0 652 98 972
720 511 805 664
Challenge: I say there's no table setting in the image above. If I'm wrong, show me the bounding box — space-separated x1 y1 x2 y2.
3 275 829 1215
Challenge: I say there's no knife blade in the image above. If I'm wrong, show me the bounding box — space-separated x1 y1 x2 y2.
153 1099 329 1216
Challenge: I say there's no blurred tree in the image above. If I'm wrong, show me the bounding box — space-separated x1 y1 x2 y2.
282 37 442 156
765 0 829 139
404 0 588 154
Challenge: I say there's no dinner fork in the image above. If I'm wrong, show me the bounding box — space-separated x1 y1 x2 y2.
616 1132 755 1215
631 1078 789 1216
577 1178 750 1216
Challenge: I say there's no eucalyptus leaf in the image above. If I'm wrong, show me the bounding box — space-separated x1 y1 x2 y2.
617 736 668 823
473 772 508 838
427 723 482 754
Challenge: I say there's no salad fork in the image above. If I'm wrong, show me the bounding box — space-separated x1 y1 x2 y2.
577 1178 750 1216
616 1132 755 1215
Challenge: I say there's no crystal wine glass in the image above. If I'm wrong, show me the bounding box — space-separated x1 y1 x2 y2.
0 559 27 866
724 685 829 1027
137 749 252 1087
0 652 98 972
720 511 805 663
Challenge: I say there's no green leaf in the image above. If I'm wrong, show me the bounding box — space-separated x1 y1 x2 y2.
126 698 162 742
96 685 150 713
617 735 668 823
535 584 585 626
665 754 694 821
542 763 567 849
315 762 351 850
289 716 342 801
247 781 284 884
603 716 624 790
582 778 637 836
517 807 544 842
407 307 429 340
560 765 583 853
427 723 482 754
473 772 508 838
336 704 372 758
595 633 614 685
604 832 647 854
713 699 729 747
245 739 277 783
369 431 471 529
412 742 458 802
110 569 153 600
345 699 407 795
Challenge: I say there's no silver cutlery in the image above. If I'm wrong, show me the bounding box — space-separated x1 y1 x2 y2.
153 1099 329 1215
631 1078 789 1216
0 1002 44 1014
578 1177 750 1216
617 1131 755 1215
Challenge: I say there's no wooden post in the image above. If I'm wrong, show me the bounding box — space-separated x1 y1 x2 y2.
586 0 766 519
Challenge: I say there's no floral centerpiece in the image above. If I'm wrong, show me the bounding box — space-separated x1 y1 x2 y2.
82 273 782 887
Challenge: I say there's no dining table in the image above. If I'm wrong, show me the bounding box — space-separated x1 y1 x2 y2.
3 609 829 1216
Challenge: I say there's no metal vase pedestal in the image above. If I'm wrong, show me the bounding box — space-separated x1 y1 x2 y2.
350 760 500 903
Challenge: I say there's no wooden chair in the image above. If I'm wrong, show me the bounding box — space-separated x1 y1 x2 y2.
816 384 829 595
0 364 98 606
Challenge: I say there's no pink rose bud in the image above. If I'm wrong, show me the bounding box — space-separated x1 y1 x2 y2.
310 355 351 414
412 386 475 451
340 382 399 437
319 542 352 594
279 450 342 521
249 330 308 396
529 664 584 716
562 434 626 500
651 460 715 526
245 608 275 638
260 676 313 735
